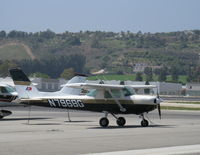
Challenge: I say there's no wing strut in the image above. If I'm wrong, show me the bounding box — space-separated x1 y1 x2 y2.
108 89 126 112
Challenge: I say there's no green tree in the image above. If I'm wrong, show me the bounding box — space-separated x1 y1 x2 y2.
66 36 81 46
0 31 6 38
187 66 200 82
144 67 153 81
135 72 143 81
40 29 56 39
158 67 167 82
170 66 179 82
91 36 101 48
120 81 125 85
60 68 75 80
0 61 17 77
144 81 150 94
30 72 50 78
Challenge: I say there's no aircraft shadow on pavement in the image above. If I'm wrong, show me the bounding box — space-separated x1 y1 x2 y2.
64 120 93 123
0 117 51 121
22 120 94 125
26 123 62 125
88 124 175 129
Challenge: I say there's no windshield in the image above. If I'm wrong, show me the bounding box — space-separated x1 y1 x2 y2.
6 86 16 93
104 89 121 98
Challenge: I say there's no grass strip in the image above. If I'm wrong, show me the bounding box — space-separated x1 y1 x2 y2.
175 102 200 104
162 106 200 111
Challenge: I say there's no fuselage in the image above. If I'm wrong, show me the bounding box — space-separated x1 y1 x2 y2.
19 94 157 115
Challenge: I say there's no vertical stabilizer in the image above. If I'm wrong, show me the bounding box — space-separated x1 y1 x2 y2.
9 68 39 99
60 73 87 95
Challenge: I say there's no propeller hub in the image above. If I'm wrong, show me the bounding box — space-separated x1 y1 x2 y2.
154 97 163 104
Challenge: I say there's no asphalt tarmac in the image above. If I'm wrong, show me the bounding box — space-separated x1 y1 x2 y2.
0 106 200 155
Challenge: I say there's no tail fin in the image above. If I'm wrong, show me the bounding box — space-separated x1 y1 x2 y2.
60 73 87 95
9 68 39 99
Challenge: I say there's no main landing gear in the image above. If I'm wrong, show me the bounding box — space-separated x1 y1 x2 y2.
99 112 126 127
99 117 109 127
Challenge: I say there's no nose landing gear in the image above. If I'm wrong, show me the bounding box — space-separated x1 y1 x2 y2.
140 113 149 127
141 119 149 127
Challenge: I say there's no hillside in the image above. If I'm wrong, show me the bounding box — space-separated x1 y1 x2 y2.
0 30 200 80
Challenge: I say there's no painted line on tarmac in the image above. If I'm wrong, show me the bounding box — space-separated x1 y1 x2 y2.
86 144 200 155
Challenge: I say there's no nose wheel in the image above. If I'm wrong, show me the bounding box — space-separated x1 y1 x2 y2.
141 119 149 127
140 114 149 127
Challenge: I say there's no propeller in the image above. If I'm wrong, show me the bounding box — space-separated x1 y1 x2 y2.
158 102 161 119
156 87 162 119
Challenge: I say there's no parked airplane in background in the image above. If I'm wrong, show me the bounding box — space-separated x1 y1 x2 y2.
9 68 163 127
0 71 87 119
0 84 18 118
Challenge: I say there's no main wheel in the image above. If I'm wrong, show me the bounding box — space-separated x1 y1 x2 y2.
99 117 109 127
116 117 126 127
141 119 149 127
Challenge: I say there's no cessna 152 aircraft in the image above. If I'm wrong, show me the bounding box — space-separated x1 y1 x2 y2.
9 68 163 127
0 72 86 119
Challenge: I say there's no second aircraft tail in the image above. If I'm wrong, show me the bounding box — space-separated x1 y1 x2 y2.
9 68 39 99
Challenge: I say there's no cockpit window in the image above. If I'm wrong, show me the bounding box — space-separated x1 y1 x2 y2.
6 86 15 93
87 89 97 97
122 87 134 96
104 91 112 98
0 87 8 93
104 89 121 98
0 86 15 94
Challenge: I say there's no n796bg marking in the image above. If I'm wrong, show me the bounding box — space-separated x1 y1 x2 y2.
48 99 84 108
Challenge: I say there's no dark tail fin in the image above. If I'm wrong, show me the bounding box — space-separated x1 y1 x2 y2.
9 68 39 99
9 68 31 86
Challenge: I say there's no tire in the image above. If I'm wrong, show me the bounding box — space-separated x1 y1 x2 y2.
116 117 126 127
141 119 149 127
99 117 109 127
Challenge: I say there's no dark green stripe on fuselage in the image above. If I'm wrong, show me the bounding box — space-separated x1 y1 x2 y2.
21 98 157 114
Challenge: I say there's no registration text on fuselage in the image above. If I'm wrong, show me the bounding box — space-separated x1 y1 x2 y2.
48 99 84 108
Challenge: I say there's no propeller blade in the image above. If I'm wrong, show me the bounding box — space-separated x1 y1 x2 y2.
156 86 161 119
157 87 159 98
158 103 161 119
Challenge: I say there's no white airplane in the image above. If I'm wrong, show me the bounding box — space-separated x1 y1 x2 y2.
9 68 163 127
0 71 87 119
0 84 18 118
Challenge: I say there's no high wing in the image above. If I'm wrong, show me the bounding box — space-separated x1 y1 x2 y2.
66 83 157 90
